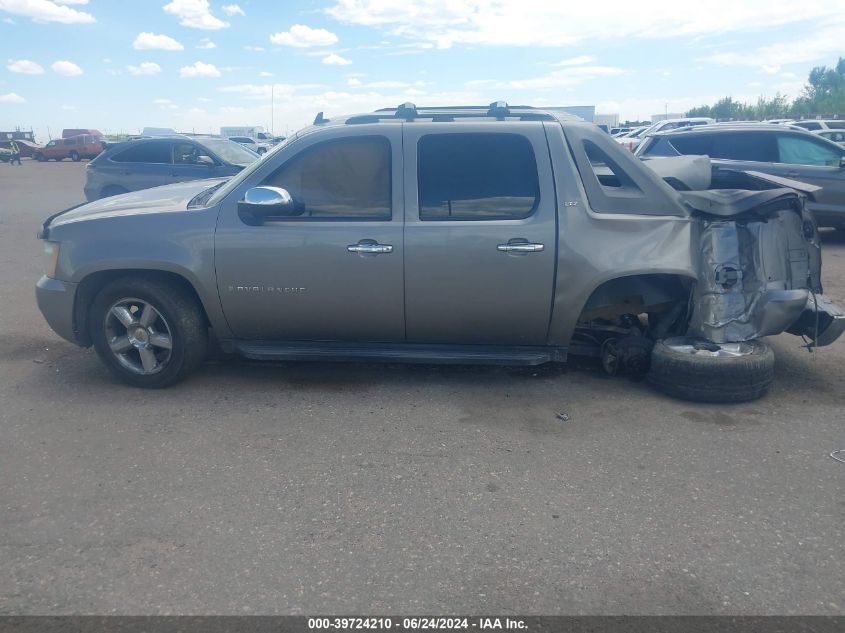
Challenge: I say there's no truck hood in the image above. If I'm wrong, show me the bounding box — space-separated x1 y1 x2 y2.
41 178 228 236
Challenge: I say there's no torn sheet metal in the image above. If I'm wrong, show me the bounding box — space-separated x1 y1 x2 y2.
686 190 819 343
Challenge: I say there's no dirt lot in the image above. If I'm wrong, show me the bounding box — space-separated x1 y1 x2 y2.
1 160 844 615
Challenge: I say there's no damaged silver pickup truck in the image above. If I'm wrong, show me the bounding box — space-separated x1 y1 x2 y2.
35 103 844 402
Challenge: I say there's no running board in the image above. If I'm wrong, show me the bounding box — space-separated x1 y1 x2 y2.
228 341 563 366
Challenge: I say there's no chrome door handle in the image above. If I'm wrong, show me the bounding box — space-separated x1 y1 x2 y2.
497 242 544 253
347 243 393 254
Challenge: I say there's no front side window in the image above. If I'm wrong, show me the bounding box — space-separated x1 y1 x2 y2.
111 142 173 164
796 121 822 131
64 138 77 146
777 135 843 166
260 136 391 220
173 143 202 165
418 133 539 220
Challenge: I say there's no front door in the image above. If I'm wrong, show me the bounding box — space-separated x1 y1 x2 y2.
214 127 405 342
402 123 557 345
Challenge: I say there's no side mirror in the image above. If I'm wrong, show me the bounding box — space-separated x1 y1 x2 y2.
238 186 298 225
197 155 215 167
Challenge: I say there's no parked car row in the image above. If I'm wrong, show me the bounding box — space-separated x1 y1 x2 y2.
634 123 845 229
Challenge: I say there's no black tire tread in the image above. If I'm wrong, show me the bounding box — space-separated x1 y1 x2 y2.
648 338 774 403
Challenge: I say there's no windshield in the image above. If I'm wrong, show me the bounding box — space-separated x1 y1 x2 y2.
204 135 296 207
197 137 260 166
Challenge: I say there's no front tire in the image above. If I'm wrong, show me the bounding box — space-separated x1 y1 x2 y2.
648 337 774 403
35 153 46 162
89 277 207 388
70 151 80 161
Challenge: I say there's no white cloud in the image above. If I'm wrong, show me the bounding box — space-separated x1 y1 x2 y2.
259 71 273 77
322 53 351 65
127 61 162 75
700 17 845 74
0 92 26 103
469 64 624 90
60 104 76 110
327 0 844 49
179 61 221 78
197 37 216 49
556 55 596 66
154 98 179 109
133 32 184 51
163 0 228 29
54 0 88 4
347 77 362 86
270 24 338 47
244 45 265 52
51 60 83 76
7 59 44 74
0 0 94 24
221 3 243 16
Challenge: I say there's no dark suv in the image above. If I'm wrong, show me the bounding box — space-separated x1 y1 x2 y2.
636 125 845 229
83 135 259 201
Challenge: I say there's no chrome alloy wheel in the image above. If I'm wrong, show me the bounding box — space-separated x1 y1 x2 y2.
666 340 753 358
104 298 173 375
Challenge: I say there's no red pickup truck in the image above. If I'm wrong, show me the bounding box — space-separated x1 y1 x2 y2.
34 134 104 162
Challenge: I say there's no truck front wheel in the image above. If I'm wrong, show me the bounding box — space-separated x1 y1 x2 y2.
648 337 774 403
88 277 208 388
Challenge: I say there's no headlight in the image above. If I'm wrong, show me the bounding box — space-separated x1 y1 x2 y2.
43 241 60 278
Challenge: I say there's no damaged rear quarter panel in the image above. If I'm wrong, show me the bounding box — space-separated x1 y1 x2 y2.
543 123 697 348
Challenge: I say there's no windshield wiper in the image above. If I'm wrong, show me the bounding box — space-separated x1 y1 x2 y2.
188 181 226 208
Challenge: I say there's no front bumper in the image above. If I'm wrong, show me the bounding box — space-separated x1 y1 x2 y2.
788 294 845 346
35 275 81 345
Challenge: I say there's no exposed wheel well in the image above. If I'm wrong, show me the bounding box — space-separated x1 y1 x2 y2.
572 274 694 355
73 269 210 346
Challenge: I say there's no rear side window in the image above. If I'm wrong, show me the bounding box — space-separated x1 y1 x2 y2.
710 132 778 162
827 122 845 130
260 136 391 220
777 135 843 166
111 142 173 164
583 140 641 190
418 133 539 220
795 121 822 131
64 138 77 146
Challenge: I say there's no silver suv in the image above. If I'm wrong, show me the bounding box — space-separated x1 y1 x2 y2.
636 124 845 229
35 103 844 402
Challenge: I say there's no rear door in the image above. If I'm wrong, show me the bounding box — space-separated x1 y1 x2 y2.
108 141 174 191
402 123 557 345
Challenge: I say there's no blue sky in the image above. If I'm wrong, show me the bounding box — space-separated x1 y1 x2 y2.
1 0 844 140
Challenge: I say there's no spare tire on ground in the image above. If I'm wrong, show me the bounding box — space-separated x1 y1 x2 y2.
648 337 774 403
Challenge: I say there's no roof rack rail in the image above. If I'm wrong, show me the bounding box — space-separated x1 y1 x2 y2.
487 101 510 118
345 103 557 125
395 102 418 119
